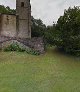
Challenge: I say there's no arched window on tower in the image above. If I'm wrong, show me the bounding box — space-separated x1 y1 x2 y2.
21 2 24 7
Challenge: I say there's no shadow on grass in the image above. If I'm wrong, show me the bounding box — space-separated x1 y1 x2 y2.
47 46 80 61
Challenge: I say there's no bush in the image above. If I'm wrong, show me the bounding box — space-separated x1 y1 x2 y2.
4 43 25 52
26 49 40 55
4 43 40 55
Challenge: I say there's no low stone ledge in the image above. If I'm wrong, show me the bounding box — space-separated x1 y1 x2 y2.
0 36 45 54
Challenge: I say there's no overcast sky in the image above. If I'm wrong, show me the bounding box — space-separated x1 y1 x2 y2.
0 0 80 25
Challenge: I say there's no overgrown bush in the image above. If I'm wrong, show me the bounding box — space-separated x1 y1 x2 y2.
4 43 25 52
4 43 40 55
26 49 40 55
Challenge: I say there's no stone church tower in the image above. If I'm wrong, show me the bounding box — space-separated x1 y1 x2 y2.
16 0 31 38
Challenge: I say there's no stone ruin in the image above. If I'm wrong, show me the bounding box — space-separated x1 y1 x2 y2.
0 0 44 54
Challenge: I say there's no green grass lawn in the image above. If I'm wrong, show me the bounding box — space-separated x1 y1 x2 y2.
0 47 80 92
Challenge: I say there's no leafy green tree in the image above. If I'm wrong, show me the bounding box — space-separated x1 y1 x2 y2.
31 16 46 37
56 6 80 55
44 24 56 45
31 17 57 45
0 5 16 14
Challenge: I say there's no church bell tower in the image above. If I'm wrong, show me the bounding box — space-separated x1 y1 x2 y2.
16 0 31 38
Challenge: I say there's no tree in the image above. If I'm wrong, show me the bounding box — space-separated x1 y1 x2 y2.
0 5 16 14
44 24 57 45
31 16 46 37
56 6 80 55
31 17 57 45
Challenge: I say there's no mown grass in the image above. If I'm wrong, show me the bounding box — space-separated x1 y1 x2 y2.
0 47 80 92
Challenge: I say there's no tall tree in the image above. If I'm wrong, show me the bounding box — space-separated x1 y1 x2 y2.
31 16 46 37
56 6 80 55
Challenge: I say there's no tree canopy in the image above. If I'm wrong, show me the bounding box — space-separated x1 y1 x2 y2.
55 6 80 55
31 16 46 37
0 5 16 14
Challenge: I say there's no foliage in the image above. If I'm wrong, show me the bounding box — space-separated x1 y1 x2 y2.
56 6 80 56
31 16 58 45
31 16 46 37
44 24 58 45
4 43 40 55
0 5 16 14
26 48 40 55
4 43 25 52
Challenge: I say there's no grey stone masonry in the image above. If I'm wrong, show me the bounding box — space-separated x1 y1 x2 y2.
0 36 44 54
16 0 31 38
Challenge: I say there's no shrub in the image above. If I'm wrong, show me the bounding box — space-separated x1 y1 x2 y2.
26 49 40 55
4 43 40 55
4 43 25 52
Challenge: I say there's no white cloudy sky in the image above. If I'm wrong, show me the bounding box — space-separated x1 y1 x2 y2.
0 0 80 25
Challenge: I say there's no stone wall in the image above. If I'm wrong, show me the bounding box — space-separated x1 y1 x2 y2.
28 37 45 53
1 40 30 51
0 14 16 37
0 36 45 54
